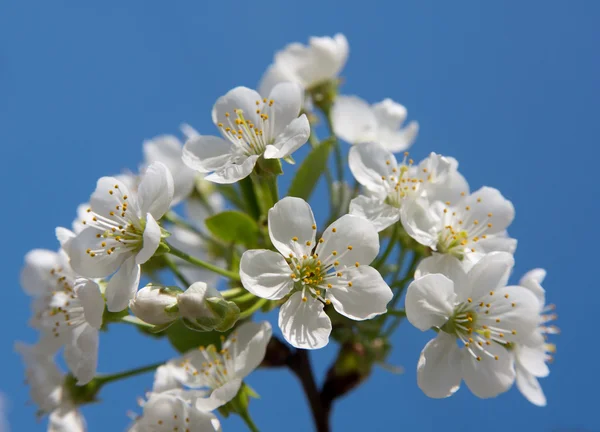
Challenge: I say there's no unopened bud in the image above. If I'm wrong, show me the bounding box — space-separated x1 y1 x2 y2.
178 282 240 332
129 285 182 325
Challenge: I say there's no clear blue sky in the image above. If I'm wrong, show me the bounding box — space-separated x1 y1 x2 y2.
1 1 598 431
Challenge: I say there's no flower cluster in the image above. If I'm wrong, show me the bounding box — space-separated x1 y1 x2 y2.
17 33 557 432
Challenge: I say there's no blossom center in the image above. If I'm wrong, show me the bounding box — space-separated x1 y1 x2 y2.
217 99 277 156
436 202 494 258
180 338 238 390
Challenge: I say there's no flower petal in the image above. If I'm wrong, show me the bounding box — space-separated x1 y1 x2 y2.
21 249 60 296
74 279 104 329
519 268 546 306
48 407 86 432
515 361 547 407
105 256 140 312
516 344 550 378
466 251 515 300
268 197 316 257
239 250 294 300
415 254 469 302
90 176 139 220
349 194 400 232
405 274 456 331
183 136 233 173
331 95 377 144
212 86 262 128
194 379 242 412
417 333 462 398
142 392 221 432
462 342 515 398
400 198 441 249
329 266 392 320
204 155 259 184
264 114 310 159
64 324 99 385
230 321 273 379
317 214 379 267
68 227 127 278
348 142 396 197
279 292 331 350
460 187 515 235
136 213 161 265
137 162 175 220
371 98 407 131
267 82 303 137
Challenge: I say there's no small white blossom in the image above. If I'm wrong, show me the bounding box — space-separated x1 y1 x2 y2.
183 83 310 184
405 252 540 399
159 321 272 411
514 269 558 407
67 162 174 312
240 197 392 349
401 185 516 269
332 96 419 152
129 285 180 325
259 34 349 96
21 243 104 385
15 343 86 432
349 142 468 232
128 391 221 432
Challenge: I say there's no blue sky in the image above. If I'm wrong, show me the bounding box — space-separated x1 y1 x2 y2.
1 1 598 431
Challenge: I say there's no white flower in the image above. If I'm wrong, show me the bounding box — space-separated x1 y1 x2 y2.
129 285 180 325
129 392 221 432
401 185 516 267
143 133 196 205
21 246 104 385
68 162 174 312
348 142 468 232
15 343 86 431
183 83 310 184
405 252 540 399
239 197 392 349
160 321 271 412
332 96 419 153
259 34 349 96
514 269 558 407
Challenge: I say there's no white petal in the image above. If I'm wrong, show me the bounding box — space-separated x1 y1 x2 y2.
406 274 456 331
90 176 139 220
399 198 441 249
268 197 316 257
349 194 400 232
516 344 550 378
137 162 175 219
136 213 161 265
142 392 221 432
230 321 273 379
55 227 76 250
462 342 515 398
258 62 297 97
519 268 546 306
264 114 310 159
68 228 128 278
331 95 377 144
212 86 262 128
515 361 547 406
279 292 331 350
183 136 233 173
194 379 242 412
348 142 395 196
21 249 60 296
204 155 259 184
239 250 294 300
414 254 470 301
317 214 379 267
152 364 184 393
74 279 104 329
475 231 518 255
417 333 462 398
376 121 419 153
371 98 407 131
461 187 515 235
425 159 470 204
64 324 99 385
105 256 140 312
267 82 303 137
329 266 392 320
466 251 514 300
48 407 86 432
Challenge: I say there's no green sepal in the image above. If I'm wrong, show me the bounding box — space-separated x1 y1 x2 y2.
149 320 176 334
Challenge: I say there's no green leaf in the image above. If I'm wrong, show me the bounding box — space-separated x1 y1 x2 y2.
205 211 260 247
287 139 333 200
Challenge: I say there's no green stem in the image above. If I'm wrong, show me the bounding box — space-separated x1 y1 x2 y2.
250 173 276 217
323 107 344 184
120 315 154 329
374 224 399 269
240 177 261 220
95 361 163 386
221 287 245 299
164 256 191 287
239 298 268 319
167 242 241 282
266 174 279 205
239 411 260 432
233 292 259 304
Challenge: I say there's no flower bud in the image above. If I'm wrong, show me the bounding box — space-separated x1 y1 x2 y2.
129 285 182 325
178 282 240 332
